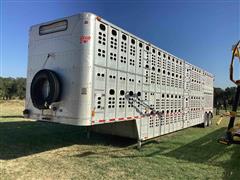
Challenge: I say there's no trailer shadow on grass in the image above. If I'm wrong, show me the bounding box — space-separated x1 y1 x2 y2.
0 115 24 118
164 127 240 179
72 127 239 179
80 127 237 179
0 120 135 160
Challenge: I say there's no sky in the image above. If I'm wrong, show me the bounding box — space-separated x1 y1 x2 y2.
0 0 239 88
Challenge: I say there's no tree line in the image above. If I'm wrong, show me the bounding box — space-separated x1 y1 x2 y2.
0 77 26 100
214 87 238 108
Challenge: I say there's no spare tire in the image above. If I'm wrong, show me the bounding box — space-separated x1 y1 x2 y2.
30 69 61 109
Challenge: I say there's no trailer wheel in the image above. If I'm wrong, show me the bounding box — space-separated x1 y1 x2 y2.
202 112 208 128
30 69 61 109
208 112 213 126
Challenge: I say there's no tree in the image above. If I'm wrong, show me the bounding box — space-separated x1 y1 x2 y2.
225 87 236 105
0 77 26 99
16 78 26 99
214 87 224 107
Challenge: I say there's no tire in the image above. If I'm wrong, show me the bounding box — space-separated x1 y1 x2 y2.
208 112 213 126
202 112 208 128
30 69 61 109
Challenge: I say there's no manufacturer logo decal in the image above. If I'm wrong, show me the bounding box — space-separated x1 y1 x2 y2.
80 35 91 44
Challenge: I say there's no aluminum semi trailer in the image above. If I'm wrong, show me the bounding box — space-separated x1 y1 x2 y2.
24 12 214 147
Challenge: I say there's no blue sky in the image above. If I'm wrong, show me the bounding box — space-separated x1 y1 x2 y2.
0 0 239 88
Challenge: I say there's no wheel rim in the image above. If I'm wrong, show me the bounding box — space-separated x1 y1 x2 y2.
205 119 208 126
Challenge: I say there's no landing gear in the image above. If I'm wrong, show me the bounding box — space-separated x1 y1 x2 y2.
137 140 142 149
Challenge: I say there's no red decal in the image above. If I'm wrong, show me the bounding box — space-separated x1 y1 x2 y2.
109 118 115 122
80 35 91 44
119 118 125 120
98 120 105 123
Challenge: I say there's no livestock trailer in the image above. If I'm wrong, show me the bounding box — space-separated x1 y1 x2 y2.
24 12 214 147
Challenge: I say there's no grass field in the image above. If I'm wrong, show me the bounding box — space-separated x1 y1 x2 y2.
0 100 240 179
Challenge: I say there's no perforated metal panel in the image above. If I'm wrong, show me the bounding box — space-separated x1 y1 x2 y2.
143 44 150 89
154 92 161 136
118 32 128 72
107 26 118 69
150 47 157 91
136 41 143 75
166 55 171 92
116 71 127 118
148 115 155 138
156 50 162 92
94 66 106 90
95 21 108 67
91 14 213 140
126 73 136 117
128 37 136 73
93 90 105 122
104 69 117 120
161 56 167 90
160 108 165 135
135 75 143 115
203 71 214 114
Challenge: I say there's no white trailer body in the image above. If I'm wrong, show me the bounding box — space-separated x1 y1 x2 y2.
25 12 214 141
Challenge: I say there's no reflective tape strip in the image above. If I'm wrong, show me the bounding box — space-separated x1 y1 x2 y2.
96 112 197 124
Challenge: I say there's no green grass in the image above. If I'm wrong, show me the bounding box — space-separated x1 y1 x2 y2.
0 100 240 179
